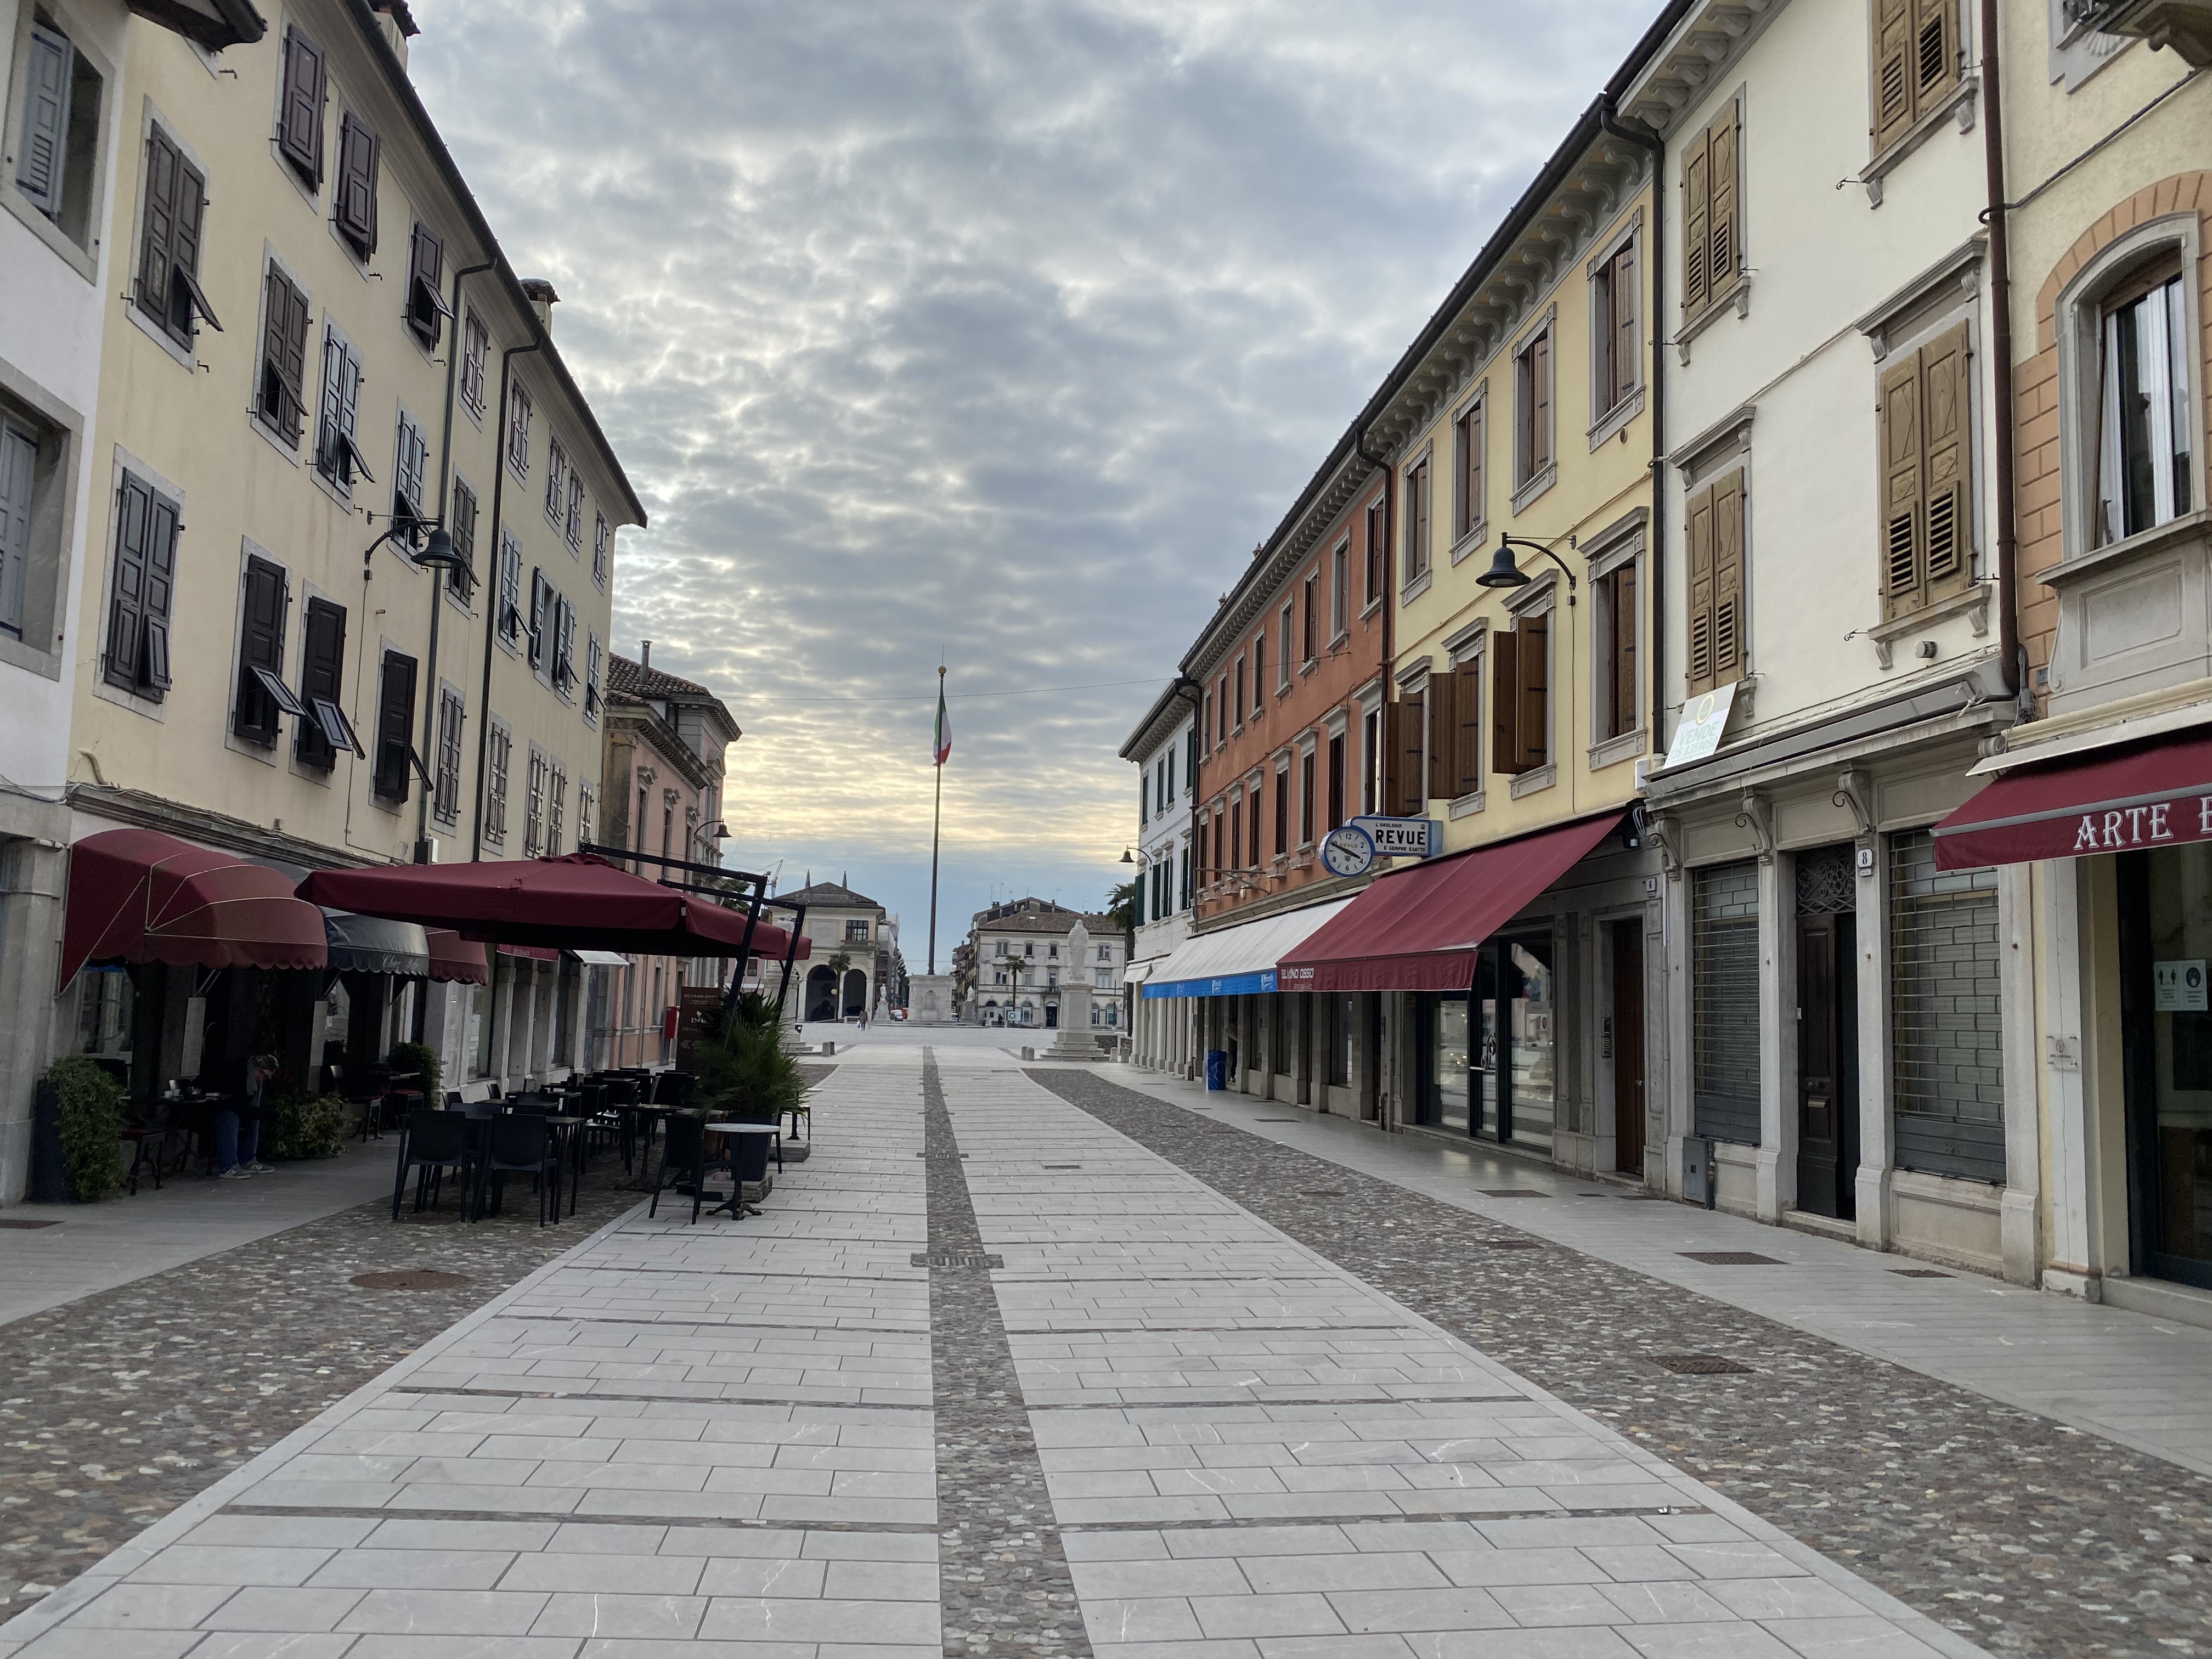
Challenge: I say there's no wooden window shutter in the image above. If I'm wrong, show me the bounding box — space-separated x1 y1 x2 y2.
19 26 71 216
1682 137 1710 319
1612 561 1639 736
1685 481 1717 694
141 493 178 693
1454 656 1482 793
104 476 151 690
1399 690 1426 812
373 652 417 799
1516 614 1549 768
1426 670 1456 801
1912 0 1957 109
1530 334 1552 473
235 556 288 743
169 156 212 338
1879 349 1926 619
336 114 379 255
297 599 345 767
1872 0 1914 151
259 269 294 433
1613 245 1638 401
1706 108 1739 306
279 27 326 185
407 224 449 346
1712 475 1745 686
1918 322 1971 601
137 130 178 326
1490 629 1522 773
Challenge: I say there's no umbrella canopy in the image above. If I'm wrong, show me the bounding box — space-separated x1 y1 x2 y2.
60 828 328 989
296 853 792 958
425 929 490 984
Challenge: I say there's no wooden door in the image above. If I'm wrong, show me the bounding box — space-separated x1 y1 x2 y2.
1610 922 1646 1175
1796 914 1844 1217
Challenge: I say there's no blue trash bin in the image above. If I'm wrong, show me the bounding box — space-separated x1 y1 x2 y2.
1205 1049 1228 1091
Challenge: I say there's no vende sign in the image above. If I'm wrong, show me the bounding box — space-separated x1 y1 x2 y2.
1933 732 2212 870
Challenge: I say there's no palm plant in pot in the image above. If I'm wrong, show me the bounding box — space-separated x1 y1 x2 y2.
691 993 810 1160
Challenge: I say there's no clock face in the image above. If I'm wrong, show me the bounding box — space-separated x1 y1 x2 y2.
1321 825 1375 878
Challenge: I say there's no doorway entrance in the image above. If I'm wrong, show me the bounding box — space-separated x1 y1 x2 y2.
1608 920 1645 1176
1794 845 1859 1220
2120 845 2212 1289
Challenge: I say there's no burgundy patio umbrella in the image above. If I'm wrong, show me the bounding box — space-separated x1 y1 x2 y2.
60 828 329 989
295 853 797 960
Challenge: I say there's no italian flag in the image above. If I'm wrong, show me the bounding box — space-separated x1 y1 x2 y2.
933 685 952 766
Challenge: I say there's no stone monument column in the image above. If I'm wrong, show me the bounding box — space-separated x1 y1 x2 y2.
1051 918 1097 1054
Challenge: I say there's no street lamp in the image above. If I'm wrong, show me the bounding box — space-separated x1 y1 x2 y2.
1475 533 1579 605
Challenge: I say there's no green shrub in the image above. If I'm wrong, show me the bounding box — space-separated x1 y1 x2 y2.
386 1039 441 1105
48 1056 123 1203
267 1092 348 1160
692 994 807 1123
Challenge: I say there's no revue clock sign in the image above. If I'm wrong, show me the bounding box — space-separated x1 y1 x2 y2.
1323 816 1438 878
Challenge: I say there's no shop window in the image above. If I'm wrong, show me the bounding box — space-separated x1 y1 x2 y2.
1888 828 2005 1182
1328 994 1354 1087
2128 844 2212 1287
2096 261 2193 544
1692 861 1761 1145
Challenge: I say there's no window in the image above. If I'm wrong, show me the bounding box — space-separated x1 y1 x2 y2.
566 471 585 551
256 265 311 443
1453 397 1485 539
135 127 216 348
545 438 567 527
1273 766 1288 857
1278 602 1294 689
1685 473 1746 695
577 784 596 849
432 689 463 824
1327 732 1346 831
1229 798 1243 873
1247 783 1261 867
1681 104 1741 325
1330 543 1348 639
2097 265 2192 544
1140 771 1149 825
527 568 550 670
1514 327 1553 487
498 533 522 643
1201 691 1212 752
1872 0 1960 154
232 554 297 746
314 326 372 493
523 745 547 855
275 25 326 189
296 597 352 769
1489 615 1550 775
103 471 177 698
1452 649 1483 797
1393 689 1424 814
1693 861 1761 1144
584 630 603 718
1251 633 1265 713
547 763 567 854
552 594 577 690
404 223 450 348
333 112 378 257
371 650 418 802
0 415 38 641
1233 654 1246 726
845 919 872 943
592 511 610 587
459 310 489 419
1594 241 1638 415
1402 455 1431 584
484 721 510 842
1424 672 1458 800
392 411 428 544
506 380 533 476
1364 495 1387 605
1302 569 1318 663
1362 706 1381 815
1179 844 1190 911
15 14 105 250
448 477 478 597
1596 560 1638 741
1216 674 1228 743
1299 749 1316 847
1880 323 1972 619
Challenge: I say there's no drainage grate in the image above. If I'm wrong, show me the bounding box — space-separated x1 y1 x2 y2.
912 1252 1003 1269
1254 1118 1300 1123
351 1270 473 1290
1678 1251 1785 1266
0 1218 63 1229
1650 1353 1754 1375
1484 1239 1543 1250
1480 1189 1549 1198
1891 1268 1953 1278
1299 1189 1345 1198
1042 1165 1082 1171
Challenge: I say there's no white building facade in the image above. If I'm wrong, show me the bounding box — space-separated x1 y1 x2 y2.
1120 686 1197 1074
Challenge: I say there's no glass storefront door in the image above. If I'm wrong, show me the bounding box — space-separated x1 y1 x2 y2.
1502 933 1556 1154
2127 844 2212 1288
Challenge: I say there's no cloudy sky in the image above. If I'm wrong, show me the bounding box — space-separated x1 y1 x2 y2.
408 0 1655 962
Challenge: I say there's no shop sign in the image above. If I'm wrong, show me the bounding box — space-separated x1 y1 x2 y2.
1663 681 1737 769
2155 960 2209 1013
674 984 724 1068
1351 816 1437 859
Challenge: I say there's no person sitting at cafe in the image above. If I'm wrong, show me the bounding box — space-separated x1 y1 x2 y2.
216 1052 277 1179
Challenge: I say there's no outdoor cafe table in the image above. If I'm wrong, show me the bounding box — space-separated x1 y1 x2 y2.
702 1124 780 1220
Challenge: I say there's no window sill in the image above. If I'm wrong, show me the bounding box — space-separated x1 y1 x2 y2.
308 464 359 515
1510 462 1556 517
2 188 98 283
2042 509 2209 592
1869 581 1995 668
1400 568 1434 606
123 297 199 373
1300 658 1319 677
92 675 167 723
1587 385 1645 451
1587 727 1646 772
1329 630 1351 652
1858 78 1978 207
1450 524 1490 566
223 728 282 767
1448 790 1486 820
0 630 60 681
1673 274 1751 366
1508 763 1557 799
1361 598 1383 621
249 411 304 465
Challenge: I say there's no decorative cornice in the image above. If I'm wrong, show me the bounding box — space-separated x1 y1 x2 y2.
1617 0 1786 139
1187 449 1376 675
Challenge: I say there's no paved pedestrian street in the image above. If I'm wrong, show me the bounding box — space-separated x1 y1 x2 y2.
8 1043 2196 1659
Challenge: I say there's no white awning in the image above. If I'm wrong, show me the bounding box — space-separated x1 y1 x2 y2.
569 949 630 967
1141 897 1353 998
1968 695 2212 775
1122 959 1156 985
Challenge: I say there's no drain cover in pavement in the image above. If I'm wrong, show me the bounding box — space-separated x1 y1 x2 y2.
1299 1189 1345 1198
351 1270 473 1290
0 1218 61 1229
1483 1238 1543 1249
1650 1353 1754 1375
1891 1268 1953 1278
912 1252 1004 1269
1042 1164 1082 1170
1480 1188 1549 1198
1679 1250 1785 1265
1254 1118 1299 1122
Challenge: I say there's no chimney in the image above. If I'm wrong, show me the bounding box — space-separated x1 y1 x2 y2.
520 278 560 336
640 640 651 668
373 1 417 68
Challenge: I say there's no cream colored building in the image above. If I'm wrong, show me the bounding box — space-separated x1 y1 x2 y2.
54 0 641 1105
970 898 1122 1032
782 879 892 1023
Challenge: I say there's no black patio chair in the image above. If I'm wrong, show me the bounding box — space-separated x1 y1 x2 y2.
393 1109 472 1220
651 1072 692 1108
475 1115 562 1227
647 1114 728 1225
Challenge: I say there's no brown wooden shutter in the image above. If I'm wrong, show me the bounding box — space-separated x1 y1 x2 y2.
141 493 178 692
1711 475 1745 686
104 476 151 689
1912 0 1957 109
373 651 417 799
1873 0 1914 150
1613 244 1638 402
1516 614 1549 768
407 224 447 346
1490 630 1522 774
1880 349 1925 619
279 27 325 184
297 598 346 768
1530 334 1552 473
335 114 379 255
1612 561 1639 736
1426 670 1455 801
1919 322 1971 601
137 130 178 324
1682 133 1710 319
1685 481 1717 695
1454 656 1482 793
235 556 287 743
1397 690 1426 811
1707 108 1739 304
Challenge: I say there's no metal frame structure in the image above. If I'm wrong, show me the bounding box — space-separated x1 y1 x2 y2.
574 842 810 1019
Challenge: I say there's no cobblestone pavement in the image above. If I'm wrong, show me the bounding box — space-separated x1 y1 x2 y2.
0 1148 648 1613
1028 1068 2212 1659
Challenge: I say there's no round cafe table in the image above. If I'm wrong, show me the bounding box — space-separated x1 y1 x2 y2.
702 1124 780 1220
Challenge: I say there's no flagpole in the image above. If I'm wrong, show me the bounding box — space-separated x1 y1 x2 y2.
927 664 945 976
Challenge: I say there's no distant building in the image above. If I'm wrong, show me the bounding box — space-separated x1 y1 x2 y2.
780 880 891 1021
968 898 1122 1030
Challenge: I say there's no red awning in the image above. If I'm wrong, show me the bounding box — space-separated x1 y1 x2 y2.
59 828 328 989
426 929 490 983
1934 731 2212 869
296 853 788 958
1280 811 1627 992
496 943 561 962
